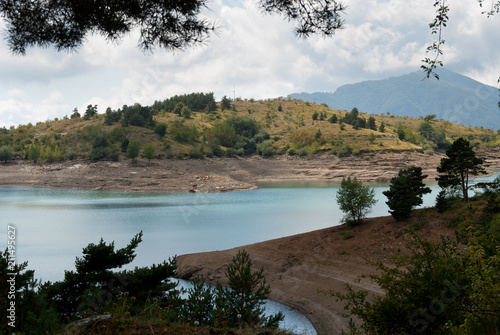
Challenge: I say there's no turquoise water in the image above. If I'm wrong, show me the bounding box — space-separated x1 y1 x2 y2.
2 177 496 282
0 175 497 335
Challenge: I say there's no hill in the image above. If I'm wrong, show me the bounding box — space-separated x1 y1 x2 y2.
289 68 500 130
1 95 499 169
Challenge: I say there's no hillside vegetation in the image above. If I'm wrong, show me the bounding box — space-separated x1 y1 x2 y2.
1 93 499 164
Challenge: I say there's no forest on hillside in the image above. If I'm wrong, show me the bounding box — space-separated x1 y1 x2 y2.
1 92 499 164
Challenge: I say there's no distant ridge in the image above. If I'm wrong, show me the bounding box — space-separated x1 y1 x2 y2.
289 68 500 130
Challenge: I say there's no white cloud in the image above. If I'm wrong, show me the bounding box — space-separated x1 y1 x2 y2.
0 0 499 127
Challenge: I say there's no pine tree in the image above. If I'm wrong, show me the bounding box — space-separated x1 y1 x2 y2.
383 167 432 221
436 138 487 202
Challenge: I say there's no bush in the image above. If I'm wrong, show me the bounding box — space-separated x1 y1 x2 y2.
184 250 283 329
340 230 354 240
189 147 204 159
0 145 14 162
154 123 167 138
126 139 141 162
170 121 199 143
256 139 275 157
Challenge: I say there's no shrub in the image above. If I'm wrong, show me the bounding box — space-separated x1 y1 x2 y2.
154 123 167 138
0 145 14 162
184 250 283 329
289 128 316 147
340 230 354 240
126 139 141 162
170 121 200 143
189 147 204 159
256 140 275 157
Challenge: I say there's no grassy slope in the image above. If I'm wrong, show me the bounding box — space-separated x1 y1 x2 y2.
2 98 499 162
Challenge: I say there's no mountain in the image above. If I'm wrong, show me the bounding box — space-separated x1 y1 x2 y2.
289 68 500 130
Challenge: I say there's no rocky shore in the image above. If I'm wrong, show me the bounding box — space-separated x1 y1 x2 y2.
4 150 499 193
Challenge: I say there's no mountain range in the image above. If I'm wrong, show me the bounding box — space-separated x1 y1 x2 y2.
289 68 500 130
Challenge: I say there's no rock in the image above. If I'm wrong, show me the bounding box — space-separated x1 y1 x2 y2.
67 314 111 331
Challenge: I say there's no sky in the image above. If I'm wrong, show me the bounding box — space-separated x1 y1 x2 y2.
1 0 499 128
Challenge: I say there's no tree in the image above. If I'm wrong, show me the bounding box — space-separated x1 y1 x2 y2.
28 142 41 163
41 231 178 320
83 104 98 120
436 138 487 202
126 139 141 163
328 114 338 123
0 0 345 54
220 96 232 111
336 177 377 225
378 121 385 133
383 167 432 221
367 116 376 130
143 142 156 163
181 105 192 119
70 108 80 119
0 145 14 162
154 122 167 138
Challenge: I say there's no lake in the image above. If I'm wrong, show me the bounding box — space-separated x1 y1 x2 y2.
0 175 496 334
1 182 437 282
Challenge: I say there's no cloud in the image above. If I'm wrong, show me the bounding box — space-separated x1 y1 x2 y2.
0 91 70 128
0 0 499 127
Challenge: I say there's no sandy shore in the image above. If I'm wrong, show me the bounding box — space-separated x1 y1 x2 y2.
4 150 499 193
176 216 456 334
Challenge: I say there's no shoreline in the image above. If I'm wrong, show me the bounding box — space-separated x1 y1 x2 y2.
4 150 499 333
176 215 456 334
4 150 499 193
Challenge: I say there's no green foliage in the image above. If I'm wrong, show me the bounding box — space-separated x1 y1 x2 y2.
378 121 385 133
343 107 367 130
70 108 81 119
336 177 377 225
152 92 216 113
0 145 14 162
256 139 276 157
424 114 437 122
206 122 237 147
220 95 232 111
368 133 376 144
383 167 432 221
312 111 319 120
42 144 64 162
121 138 130 152
437 138 487 202
183 250 283 329
143 142 156 162
289 128 317 148
121 103 155 128
42 231 178 320
367 116 377 130
172 102 185 115
104 107 122 125
328 113 338 123
418 121 448 149
126 139 141 162
330 229 500 335
169 120 200 143
225 116 262 139
331 137 352 157
28 142 41 163
340 230 354 240
154 122 167 138
181 105 193 119
83 104 98 120
189 146 205 159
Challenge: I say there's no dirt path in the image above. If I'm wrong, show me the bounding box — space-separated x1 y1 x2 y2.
176 215 455 334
